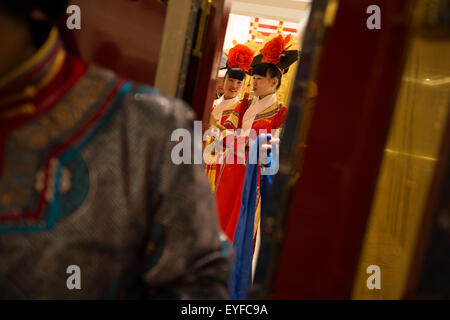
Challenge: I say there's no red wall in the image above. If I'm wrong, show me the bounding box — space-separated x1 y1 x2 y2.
67 0 166 85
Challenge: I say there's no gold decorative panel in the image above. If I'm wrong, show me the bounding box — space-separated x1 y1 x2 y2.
351 9 450 299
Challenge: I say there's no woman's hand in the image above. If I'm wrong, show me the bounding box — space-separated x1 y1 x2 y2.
260 133 279 166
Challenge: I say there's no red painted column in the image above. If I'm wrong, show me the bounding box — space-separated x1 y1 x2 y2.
271 0 415 299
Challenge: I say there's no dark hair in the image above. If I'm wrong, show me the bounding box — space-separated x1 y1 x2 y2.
252 63 282 90
225 68 246 81
0 1 69 20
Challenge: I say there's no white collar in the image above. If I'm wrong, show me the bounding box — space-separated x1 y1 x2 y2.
242 93 277 132
211 95 240 121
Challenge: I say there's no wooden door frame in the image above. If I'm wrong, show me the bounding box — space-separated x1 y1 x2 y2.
194 0 231 126
253 0 416 299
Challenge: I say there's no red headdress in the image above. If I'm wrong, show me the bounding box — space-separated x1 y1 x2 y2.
225 44 255 73
251 34 299 75
260 34 292 65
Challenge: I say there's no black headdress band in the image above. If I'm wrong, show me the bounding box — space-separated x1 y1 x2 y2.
250 50 299 75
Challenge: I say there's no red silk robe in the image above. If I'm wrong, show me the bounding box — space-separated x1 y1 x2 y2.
215 97 287 242
205 97 241 191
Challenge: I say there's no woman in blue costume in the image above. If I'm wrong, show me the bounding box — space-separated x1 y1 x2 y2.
0 1 230 299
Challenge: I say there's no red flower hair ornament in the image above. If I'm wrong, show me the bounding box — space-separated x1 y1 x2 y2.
225 44 255 73
251 34 299 75
260 34 292 64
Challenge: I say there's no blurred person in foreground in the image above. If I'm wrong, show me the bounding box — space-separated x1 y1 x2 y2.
0 1 230 299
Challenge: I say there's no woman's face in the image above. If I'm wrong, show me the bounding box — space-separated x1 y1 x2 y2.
252 73 278 98
216 76 225 96
223 76 244 99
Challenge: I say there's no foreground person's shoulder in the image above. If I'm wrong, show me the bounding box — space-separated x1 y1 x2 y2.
123 84 196 126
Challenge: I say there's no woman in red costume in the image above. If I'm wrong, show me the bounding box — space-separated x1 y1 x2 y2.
214 34 299 242
205 43 254 191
